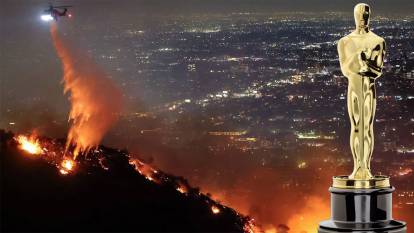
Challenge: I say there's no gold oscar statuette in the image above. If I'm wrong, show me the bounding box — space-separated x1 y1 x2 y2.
319 4 406 232
334 3 389 189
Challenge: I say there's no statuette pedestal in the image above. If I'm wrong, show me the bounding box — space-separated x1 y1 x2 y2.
318 187 406 233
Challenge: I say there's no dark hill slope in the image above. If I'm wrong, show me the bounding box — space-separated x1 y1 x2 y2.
0 130 250 232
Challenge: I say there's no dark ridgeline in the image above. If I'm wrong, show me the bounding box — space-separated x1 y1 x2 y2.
0 130 249 232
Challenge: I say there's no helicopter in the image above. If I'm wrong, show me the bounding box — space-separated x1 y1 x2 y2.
41 4 73 21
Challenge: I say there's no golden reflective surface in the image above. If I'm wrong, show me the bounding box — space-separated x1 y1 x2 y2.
333 175 390 189
335 3 389 188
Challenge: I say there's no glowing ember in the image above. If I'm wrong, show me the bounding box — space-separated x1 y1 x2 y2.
297 161 307 169
398 168 413 176
129 158 161 183
177 186 187 194
62 159 75 170
59 169 69 175
15 135 43 155
211 205 221 214
60 159 75 175
243 218 260 233
99 157 109 170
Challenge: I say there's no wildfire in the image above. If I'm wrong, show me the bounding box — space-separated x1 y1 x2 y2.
397 168 413 176
287 196 330 233
61 159 75 171
176 186 187 194
243 218 261 233
129 159 160 183
50 24 122 159
60 159 75 175
15 135 43 155
59 169 69 175
9 133 258 232
211 205 221 214
15 134 74 176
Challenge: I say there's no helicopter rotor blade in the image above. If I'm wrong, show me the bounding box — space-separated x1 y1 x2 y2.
53 5 73 8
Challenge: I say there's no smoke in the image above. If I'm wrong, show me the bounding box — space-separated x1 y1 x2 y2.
50 24 122 158
107 112 336 232
287 196 330 233
201 169 330 233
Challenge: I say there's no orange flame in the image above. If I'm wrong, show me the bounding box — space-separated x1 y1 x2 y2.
243 218 261 233
59 158 76 175
14 134 78 176
61 159 75 173
59 169 69 175
129 159 160 183
397 168 413 176
50 23 122 159
176 186 187 194
286 196 330 233
15 135 43 155
211 205 221 214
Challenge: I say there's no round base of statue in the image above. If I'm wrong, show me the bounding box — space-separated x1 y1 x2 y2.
318 179 406 233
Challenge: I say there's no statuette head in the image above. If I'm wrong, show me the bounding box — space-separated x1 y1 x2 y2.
354 3 371 30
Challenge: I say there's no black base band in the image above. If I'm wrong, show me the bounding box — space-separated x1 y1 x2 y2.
318 187 406 232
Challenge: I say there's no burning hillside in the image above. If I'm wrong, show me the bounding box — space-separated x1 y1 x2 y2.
0 129 258 232
0 23 260 232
